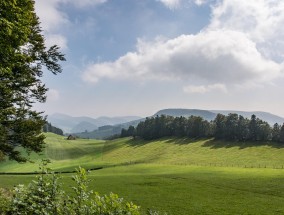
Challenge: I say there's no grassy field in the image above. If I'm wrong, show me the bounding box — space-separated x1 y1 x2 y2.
1 133 284 214
102 137 284 168
0 133 105 172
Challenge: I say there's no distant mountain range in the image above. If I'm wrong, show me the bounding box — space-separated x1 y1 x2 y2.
47 113 142 133
49 109 284 139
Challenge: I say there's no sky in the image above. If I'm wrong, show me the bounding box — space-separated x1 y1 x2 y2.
34 0 284 118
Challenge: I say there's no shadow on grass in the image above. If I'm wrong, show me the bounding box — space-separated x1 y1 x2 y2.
122 137 284 150
124 138 151 147
201 139 284 149
164 137 208 145
105 137 284 152
124 137 210 146
101 137 150 155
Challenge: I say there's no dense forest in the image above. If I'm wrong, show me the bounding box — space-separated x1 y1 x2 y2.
43 122 64 136
121 114 284 143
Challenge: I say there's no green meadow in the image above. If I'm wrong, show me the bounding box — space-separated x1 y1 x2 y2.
1 133 284 214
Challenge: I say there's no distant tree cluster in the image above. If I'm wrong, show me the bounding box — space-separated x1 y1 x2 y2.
121 114 284 143
43 122 64 136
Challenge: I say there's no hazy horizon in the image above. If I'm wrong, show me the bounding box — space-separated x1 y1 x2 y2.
34 0 284 118
46 107 284 119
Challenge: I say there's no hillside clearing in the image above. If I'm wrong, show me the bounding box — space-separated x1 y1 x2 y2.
1 133 284 172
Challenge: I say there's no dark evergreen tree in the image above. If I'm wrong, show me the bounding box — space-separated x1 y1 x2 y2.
279 123 284 143
248 115 258 141
256 120 271 141
127 125 136 137
236 115 249 141
272 123 280 142
224 113 239 140
120 128 128 137
43 122 63 135
173 116 187 137
214 114 226 139
191 116 204 138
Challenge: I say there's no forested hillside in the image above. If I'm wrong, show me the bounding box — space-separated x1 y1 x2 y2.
122 113 284 143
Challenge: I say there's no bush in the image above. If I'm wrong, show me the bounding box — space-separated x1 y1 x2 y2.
0 188 12 215
1 160 141 215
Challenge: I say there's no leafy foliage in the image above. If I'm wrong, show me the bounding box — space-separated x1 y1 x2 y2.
0 188 11 214
124 114 284 143
0 0 65 162
0 160 142 214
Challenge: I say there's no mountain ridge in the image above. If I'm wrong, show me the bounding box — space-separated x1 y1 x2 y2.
47 113 142 133
49 109 284 139
72 108 284 139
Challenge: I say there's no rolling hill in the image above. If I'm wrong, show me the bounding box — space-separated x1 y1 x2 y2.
1 133 284 173
1 133 284 215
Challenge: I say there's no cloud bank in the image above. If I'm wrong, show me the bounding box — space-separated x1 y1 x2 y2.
83 30 281 85
82 0 284 93
183 83 227 94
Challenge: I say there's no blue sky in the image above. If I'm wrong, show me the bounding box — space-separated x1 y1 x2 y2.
34 0 284 118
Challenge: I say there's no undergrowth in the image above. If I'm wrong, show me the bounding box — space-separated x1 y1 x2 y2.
0 160 164 215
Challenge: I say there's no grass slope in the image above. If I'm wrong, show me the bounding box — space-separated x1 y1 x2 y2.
2 133 284 172
1 165 284 214
1 133 284 214
102 137 284 169
0 133 105 172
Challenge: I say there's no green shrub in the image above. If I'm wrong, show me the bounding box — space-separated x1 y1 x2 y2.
0 188 12 215
10 160 64 215
1 160 142 215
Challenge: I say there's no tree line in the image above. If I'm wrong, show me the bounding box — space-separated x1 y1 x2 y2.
43 122 64 136
121 114 284 143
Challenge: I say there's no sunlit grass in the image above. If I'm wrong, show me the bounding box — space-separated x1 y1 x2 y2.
0 133 105 172
103 137 284 169
1 134 284 172
1 134 284 214
1 164 284 214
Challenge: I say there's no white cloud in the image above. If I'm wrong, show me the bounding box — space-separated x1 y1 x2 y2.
157 0 181 9
82 0 284 93
194 0 211 6
209 0 284 61
183 84 227 94
47 89 60 101
45 34 68 50
82 30 282 86
35 0 69 33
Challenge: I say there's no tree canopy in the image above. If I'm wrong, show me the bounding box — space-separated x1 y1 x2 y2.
0 0 65 162
123 114 284 144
